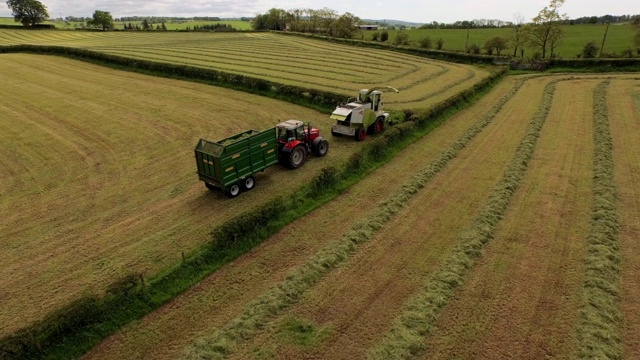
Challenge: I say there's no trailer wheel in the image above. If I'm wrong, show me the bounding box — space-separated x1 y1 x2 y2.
288 145 306 169
242 176 255 191
226 183 241 197
355 128 366 141
315 139 329 157
375 117 384 133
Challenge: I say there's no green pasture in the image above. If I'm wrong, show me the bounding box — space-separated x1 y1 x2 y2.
363 24 638 58
0 17 251 30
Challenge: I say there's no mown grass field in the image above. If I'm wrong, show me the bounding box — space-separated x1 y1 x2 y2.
0 53 364 337
77 73 640 360
367 24 638 58
0 30 490 109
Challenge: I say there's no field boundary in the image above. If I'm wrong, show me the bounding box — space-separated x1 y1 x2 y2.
368 79 559 360
182 76 523 359
0 54 506 359
576 80 622 359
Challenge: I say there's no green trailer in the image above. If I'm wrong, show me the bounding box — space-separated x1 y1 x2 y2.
195 128 279 197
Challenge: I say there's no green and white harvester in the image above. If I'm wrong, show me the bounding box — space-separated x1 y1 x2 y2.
330 86 399 141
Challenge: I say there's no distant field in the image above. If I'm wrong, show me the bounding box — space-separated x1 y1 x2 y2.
0 30 490 109
364 24 638 58
0 17 251 30
0 54 362 337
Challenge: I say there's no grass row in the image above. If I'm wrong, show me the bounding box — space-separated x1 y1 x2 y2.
367 79 559 360
182 74 521 360
0 51 506 359
576 80 622 359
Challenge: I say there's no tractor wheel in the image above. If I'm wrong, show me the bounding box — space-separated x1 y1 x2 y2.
375 117 384 133
225 183 241 198
241 176 255 191
315 139 329 157
205 182 216 191
355 128 366 141
288 145 306 169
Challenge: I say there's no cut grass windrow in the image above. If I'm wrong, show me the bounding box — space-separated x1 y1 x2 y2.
367 80 558 360
181 79 526 360
576 80 622 359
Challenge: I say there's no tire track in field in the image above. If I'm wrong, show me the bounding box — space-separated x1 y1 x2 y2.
368 79 559 360
179 79 526 360
420 78 596 360
576 80 622 359
610 80 640 359
227 77 547 360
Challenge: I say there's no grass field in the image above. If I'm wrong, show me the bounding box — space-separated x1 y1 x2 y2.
0 30 490 110
0 17 252 30
365 24 638 58
74 73 640 360
0 53 363 337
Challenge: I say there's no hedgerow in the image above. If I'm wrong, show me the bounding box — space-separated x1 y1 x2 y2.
181 72 518 360
367 80 558 360
576 80 622 359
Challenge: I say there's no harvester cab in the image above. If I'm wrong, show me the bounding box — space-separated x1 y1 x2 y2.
276 120 329 169
331 86 399 141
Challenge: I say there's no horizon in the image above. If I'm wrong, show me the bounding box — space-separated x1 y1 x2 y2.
1 0 639 24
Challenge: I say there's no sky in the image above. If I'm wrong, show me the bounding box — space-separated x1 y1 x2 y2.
1 0 638 24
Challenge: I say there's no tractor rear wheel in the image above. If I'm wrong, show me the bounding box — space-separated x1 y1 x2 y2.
226 183 241 198
315 139 329 156
288 146 306 169
355 128 366 141
242 176 255 191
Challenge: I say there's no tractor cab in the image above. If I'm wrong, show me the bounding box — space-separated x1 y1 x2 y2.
357 89 383 111
277 120 307 144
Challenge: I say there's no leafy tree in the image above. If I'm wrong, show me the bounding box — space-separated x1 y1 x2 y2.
87 10 113 31
380 30 389 42
393 31 409 45
332 12 360 39
6 0 49 27
141 18 151 30
582 41 599 58
484 36 508 56
161 22 167 31
371 31 379 41
633 16 640 51
527 0 568 58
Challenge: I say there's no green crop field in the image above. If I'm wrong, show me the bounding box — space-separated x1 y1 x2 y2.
364 24 638 58
0 30 490 109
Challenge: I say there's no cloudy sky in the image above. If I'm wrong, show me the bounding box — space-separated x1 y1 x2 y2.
1 0 638 23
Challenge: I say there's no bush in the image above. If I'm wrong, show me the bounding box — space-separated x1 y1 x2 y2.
393 31 409 46
436 38 444 50
582 41 599 58
371 31 379 41
419 36 432 49
310 166 339 195
380 30 389 42
467 43 481 54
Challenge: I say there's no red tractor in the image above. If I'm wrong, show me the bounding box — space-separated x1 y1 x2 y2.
277 120 329 168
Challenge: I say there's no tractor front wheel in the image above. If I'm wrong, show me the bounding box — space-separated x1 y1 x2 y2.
355 128 366 141
315 139 329 156
288 146 306 169
226 183 241 198
375 117 384 133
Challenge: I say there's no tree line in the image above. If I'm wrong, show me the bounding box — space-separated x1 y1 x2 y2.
251 8 361 39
